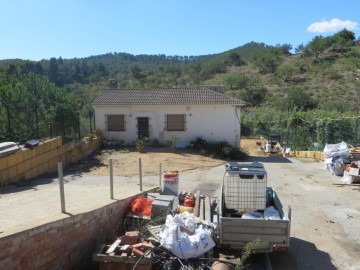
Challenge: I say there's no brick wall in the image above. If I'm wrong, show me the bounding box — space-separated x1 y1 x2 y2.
0 136 102 187
0 197 132 270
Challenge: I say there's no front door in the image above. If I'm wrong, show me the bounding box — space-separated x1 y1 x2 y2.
137 117 149 139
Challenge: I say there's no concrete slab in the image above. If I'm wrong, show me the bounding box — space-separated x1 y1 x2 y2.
0 165 225 237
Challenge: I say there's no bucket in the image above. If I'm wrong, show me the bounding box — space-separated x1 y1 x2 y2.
162 171 179 195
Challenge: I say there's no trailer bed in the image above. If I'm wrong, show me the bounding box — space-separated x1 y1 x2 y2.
217 185 291 253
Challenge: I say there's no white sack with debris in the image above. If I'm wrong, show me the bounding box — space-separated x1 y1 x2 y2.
160 212 215 259
323 142 348 173
264 206 281 220
242 211 264 219
341 171 353 184
323 141 348 159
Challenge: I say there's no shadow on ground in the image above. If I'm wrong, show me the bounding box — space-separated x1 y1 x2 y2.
268 237 336 270
0 177 57 195
249 156 293 164
0 150 106 195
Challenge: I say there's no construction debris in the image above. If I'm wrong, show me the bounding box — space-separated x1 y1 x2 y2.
324 141 360 183
92 231 153 270
92 191 219 270
159 212 215 259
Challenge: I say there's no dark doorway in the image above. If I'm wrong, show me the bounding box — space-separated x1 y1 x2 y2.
137 117 149 139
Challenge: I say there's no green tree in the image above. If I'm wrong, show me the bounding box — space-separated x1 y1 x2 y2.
291 125 313 150
224 74 251 90
276 64 297 78
228 52 245 66
254 49 282 74
331 29 355 46
48 57 59 85
330 29 355 54
277 88 316 111
238 86 267 107
295 43 304 54
277 43 292 54
305 35 330 59
0 73 81 141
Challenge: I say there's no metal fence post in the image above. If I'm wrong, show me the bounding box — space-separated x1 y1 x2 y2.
58 162 66 213
139 158 142 191
109 159 114 199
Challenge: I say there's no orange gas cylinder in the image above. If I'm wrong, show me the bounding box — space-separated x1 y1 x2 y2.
184 193 195 207
179 206 193 214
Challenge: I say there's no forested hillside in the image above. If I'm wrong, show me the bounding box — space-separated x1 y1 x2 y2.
0 29 359 150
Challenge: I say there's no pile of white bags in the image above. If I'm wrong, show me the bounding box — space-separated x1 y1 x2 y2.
159 212 215 259
241 206 281 220
323 141 348 174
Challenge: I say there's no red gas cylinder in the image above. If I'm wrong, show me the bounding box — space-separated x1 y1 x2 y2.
184 193 195 207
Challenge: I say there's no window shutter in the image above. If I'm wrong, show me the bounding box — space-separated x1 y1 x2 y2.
166 114 185 131
107 115 125 131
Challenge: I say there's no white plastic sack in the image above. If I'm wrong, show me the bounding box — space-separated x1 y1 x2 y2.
167 212 197 233
324 157 335 174
323 141 348 159
341 171 353 184
264 206 281 220
242 211 264 219
159 213 215 259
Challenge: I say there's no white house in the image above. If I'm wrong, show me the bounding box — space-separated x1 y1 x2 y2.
91 87 245 147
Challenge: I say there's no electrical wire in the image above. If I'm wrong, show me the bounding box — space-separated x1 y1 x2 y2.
132 247 155 270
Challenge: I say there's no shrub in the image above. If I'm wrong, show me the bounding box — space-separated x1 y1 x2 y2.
191 137 207 150
191 138 248 160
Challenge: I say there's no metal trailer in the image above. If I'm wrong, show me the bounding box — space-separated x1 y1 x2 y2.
215 162 291 253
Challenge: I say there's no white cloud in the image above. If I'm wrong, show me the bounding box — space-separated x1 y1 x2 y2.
307 18 358 33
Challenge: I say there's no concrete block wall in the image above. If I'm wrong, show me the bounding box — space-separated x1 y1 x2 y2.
0 197 132 270
0 137 102 187
292 150 324 161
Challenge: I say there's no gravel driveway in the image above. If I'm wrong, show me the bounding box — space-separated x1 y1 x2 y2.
252 156 360 270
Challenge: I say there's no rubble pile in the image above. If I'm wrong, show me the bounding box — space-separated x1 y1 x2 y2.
323 141 360 183
92 192 224 270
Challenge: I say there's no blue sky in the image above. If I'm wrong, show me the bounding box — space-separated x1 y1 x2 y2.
1 0 359 61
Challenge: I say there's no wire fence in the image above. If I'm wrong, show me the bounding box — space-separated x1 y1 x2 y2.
0 106 95 142
242 115 360 150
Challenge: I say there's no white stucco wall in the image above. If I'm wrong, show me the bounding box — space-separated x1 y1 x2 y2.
92 104 241 147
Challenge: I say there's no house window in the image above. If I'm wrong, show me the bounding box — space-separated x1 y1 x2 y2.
166 114 186 131
107 115 125 131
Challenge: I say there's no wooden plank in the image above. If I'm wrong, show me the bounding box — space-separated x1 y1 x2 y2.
199 197 205 220
348 167 359 176
92 254 152 264
204 196 212 223
193 191 201 217
147 225 163 241
119 244 131 255
105 238 121 254
332 183 360 186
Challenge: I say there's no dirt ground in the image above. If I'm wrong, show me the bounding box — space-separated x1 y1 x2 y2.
80 139 359 270
82 137 264 176
82 147 225 176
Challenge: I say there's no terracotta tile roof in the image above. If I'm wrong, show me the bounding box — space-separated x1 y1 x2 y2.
92 87 245 106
